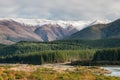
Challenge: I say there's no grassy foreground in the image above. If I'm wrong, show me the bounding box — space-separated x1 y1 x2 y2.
0 64 119 80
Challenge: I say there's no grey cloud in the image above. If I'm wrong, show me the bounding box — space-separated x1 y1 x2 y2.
0 0 120 21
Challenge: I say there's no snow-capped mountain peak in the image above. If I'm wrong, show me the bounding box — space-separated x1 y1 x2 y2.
0 18 110 30
89 19 110 26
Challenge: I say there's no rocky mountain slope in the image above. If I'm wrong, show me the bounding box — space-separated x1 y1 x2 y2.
68 18 120 40
0 19 78 44
35 24 77 41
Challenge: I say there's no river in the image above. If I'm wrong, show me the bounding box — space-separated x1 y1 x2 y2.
103 66 120 77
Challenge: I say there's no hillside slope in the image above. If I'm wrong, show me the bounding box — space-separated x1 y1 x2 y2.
0 20 42 44
68 18 120 40
0 20 78 44
35 24 77 41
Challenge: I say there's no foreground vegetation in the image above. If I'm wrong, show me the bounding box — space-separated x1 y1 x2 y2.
0 64 120 80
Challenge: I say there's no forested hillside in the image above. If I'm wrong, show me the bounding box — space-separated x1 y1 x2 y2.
0 38 120 65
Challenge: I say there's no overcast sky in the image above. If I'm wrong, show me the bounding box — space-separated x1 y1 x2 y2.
0 0 120 21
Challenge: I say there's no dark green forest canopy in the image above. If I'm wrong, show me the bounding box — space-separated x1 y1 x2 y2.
1 38 120 56
0 38 120 65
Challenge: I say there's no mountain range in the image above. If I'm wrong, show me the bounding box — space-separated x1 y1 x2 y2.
0 18 115 44
0 19 79 44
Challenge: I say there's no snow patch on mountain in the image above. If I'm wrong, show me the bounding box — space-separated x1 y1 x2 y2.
89 20 111 26
0 18 110 30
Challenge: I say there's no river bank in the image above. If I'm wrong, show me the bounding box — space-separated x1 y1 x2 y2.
0 63 120 80
0 63 111 74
